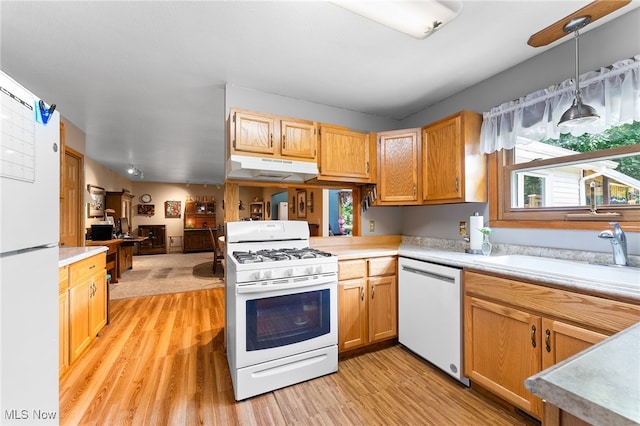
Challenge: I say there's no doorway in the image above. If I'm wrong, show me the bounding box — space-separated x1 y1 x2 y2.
271 191 288 220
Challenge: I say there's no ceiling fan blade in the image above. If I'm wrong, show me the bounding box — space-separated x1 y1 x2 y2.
527 0 631 47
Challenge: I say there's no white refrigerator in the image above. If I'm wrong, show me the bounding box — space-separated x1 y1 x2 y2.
278 202 288 220
0 70 60 423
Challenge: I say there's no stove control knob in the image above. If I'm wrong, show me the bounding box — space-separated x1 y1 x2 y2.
315 265 324 274
253 271 263 280
264 270 273 279
306 266 315 275
285 268 294 277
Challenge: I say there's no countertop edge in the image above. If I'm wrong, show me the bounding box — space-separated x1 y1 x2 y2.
59 246 108 267
525 323 640 425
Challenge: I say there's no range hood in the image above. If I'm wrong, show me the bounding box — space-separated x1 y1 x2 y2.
226 154 318 183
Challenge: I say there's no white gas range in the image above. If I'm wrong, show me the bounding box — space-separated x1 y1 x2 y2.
225 220 338 401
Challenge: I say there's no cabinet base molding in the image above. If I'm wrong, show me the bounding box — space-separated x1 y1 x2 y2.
470 382 541 425
338 338 397 361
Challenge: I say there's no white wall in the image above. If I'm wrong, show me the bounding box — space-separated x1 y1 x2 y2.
398 9 640 255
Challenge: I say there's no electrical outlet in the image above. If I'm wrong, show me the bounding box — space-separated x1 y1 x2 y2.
369 220 375 232
459 221 467 235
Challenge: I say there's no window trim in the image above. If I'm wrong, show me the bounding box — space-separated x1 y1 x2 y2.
489 145 640 232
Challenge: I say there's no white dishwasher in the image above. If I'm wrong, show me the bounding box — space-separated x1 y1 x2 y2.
398 256 469 386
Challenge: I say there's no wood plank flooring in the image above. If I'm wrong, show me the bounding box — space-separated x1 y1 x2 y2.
60 288 532 425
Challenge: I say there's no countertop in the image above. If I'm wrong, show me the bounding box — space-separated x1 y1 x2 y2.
398 244 640 302
314 241 639 301
59 246 108 267
525 322 640 425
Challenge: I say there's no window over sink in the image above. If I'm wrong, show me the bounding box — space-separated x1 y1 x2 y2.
490 121 640 230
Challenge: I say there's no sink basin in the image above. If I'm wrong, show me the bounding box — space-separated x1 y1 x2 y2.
473 255 639 287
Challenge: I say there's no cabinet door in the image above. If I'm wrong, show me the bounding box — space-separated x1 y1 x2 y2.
338 278 368 352
89 270 107 338
541 319 608 426
69 278 92 363
153 225 166 249
184 233 206 252
233 110 275 155
464 296 542 418
318 126 370 182
118 244 133 272
59 290 69 376
368 275 397 343
422 115 463 202
377 129 420 204
541 319 607 369
281 119 316 160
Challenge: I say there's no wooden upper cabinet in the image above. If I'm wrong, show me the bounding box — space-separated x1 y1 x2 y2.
230 108 317 162
317 125 371 182
232 110 276 155
376 128 421 205
280 119 316 159
421 110 486 204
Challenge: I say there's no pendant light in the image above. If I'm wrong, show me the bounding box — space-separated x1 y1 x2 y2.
558 16 599 130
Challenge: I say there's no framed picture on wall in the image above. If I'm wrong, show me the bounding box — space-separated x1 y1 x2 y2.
165 200 182 218
297 190 306 219
87 184 105 218
137 204 155 216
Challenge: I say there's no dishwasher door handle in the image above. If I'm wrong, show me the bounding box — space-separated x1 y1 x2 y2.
401 265 456 283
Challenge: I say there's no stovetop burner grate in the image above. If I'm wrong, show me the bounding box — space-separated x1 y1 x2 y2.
233 248 333 264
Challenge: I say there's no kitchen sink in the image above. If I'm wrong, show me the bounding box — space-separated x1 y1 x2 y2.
473 255 639 287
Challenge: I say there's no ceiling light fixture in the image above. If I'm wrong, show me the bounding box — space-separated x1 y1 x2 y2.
558 16 599 130
127 165 143 178
331 0 462 39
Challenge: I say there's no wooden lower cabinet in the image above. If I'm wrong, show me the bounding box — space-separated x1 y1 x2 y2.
138 225 167 255
183 229 214 253
338 256 397 353
59 266 70 377
62 253 108 373
119 243 133 272
339 277 368 351
463 270 639 420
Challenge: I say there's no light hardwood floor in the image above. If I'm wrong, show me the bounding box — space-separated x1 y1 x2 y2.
60 288 532 425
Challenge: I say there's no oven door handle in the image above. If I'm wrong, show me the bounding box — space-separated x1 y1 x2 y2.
236 274 337 294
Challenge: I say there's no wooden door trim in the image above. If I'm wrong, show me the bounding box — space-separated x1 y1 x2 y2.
65 146 85 247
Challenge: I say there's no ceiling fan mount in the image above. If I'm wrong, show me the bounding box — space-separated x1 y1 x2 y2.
563 16 591 33
527 0 630 47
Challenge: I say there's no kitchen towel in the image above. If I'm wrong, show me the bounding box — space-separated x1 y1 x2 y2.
469 214 483 251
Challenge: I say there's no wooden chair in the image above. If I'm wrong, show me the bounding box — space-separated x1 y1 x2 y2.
208 227 224 274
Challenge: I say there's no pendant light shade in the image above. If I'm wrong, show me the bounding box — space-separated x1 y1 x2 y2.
558 16 599 131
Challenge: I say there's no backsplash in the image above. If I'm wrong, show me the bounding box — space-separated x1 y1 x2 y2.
401 236 640 268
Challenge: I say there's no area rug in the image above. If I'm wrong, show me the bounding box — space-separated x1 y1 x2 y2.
109 252 224 300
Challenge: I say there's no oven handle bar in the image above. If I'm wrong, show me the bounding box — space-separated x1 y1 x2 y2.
236 274 337 294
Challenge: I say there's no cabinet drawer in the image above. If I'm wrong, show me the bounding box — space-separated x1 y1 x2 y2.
59 266 69 293
339 259 366 280
368 257 396 277
69 254 106 284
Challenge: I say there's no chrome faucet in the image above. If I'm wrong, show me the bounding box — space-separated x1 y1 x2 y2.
598 222 628 266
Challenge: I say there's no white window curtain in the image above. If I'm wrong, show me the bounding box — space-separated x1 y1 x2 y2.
480 55 640 154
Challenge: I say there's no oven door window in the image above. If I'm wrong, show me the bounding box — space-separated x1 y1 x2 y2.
246 289 331 351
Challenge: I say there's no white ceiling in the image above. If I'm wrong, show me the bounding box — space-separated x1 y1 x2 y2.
1 1 637 185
